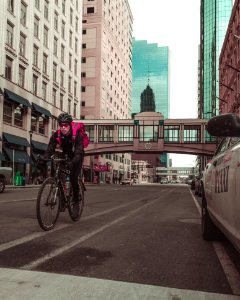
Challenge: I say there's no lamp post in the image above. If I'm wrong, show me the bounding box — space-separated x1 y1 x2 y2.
29 130 33 184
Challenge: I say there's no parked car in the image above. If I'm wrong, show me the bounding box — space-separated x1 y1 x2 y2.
202 113 240 253
0 167 12 193
121 178 133 185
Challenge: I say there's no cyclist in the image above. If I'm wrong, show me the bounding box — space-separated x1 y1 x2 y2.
41 112 85 218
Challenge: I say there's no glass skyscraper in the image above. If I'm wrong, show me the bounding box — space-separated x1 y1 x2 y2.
132 39 169 118
200 0 232 119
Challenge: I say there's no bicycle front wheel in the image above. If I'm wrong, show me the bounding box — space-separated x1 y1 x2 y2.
36 177 60 231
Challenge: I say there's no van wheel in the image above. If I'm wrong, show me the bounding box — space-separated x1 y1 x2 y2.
201 189 222 240
0 178 5 193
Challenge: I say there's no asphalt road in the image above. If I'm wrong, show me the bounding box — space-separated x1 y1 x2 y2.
0 184 240 300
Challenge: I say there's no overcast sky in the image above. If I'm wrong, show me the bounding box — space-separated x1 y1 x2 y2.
128 0 200 167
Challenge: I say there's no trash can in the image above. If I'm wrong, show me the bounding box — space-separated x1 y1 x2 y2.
15 171 22 186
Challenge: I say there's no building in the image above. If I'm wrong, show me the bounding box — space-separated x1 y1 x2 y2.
199 0 232 120
219 0 240 114
140 84 156 112
81 0 133 183
0 0 82 182
132 39 169 117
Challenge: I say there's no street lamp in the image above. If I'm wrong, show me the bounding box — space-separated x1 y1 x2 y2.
29 130 33 184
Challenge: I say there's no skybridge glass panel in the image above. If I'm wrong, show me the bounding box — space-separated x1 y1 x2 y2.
164 125 180 142
98 125 114 142
118 125 133 142
139 125 158 142
205 131 216 142
184 125 201 142
85 125 94 142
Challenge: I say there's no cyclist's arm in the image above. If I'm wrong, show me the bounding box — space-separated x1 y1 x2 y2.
43 132 58 160
71 132 84 165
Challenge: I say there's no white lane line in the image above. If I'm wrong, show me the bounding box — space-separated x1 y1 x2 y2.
0 192 164 252
189 189 240 296
0 198 36 203
22 197 160 270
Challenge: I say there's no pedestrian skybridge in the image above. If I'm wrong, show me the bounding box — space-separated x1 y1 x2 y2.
83 112 216 156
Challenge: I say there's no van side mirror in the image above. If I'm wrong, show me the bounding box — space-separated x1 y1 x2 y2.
207 113 240 137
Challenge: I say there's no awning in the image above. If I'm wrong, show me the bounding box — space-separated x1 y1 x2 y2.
0 152 6 161
32 140 48 151
4 148 30 164
32 103 51 117
3 132 30 147
4 89 31 108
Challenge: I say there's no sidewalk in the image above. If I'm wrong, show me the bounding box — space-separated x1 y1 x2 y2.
0 268 239 300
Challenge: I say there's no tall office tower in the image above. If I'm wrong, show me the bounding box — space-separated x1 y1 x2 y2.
199 0 232 119
81 0 133 120
0 0 82 180
132 39 169 118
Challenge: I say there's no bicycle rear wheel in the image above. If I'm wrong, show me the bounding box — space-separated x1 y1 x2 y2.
36 177 60 231
68 181 84 222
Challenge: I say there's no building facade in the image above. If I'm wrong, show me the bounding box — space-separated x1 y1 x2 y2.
199 0 232 120
219 0 240 114
132 39 169 118
81 0 133 183
0 0 82 182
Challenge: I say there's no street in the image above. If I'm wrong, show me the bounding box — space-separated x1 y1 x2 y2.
0 184 240 299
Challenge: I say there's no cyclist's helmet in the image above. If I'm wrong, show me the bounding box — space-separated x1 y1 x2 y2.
57 113 73 124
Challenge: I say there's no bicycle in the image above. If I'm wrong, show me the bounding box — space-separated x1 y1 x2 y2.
36 156 85 231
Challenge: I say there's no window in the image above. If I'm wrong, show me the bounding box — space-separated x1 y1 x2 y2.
8 0 14 13
42 81 47 100
61 44 65 63
81 86 85 92
81 72 86 78
34 17 39 38
38 115 46 134
43 26 48 47
3 99 13 124
54 11 58 31
69 54 72 70
68 76 72 93
74 59 78 75
33 45 38 66
82 43 86 49
87 7 94 13
61 21 65 39
70 8 73 25
19 33 26 56
164 125 180 142
75 38 78 54
6 22 14 47
60 94 63 110
81 57 86 63
60 69 64 86
18 65 25 87
42 53 47 74
140 126 158 142
82 29 86 34
69 31 73 47
32 74 38 95
44 0 49 20
20 2 27 26
35 0 40 9
68 99 71 114
73 102 77 118
81 101 85 106
53 63 57 82
52 88 57 106
5 56 13 80
74 81 77 96
118 126 133 142
14 105 24 127
62 0 66 14
98 125 114 142
31 109 48 134
75 17 79 32
53 37 58 56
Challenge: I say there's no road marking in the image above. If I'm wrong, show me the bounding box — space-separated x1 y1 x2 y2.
0 198 36 204
189 189 240 296
0 191 165 252
22 196 161 270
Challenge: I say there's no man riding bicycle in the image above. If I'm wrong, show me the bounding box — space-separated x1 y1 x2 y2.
41 112 87 218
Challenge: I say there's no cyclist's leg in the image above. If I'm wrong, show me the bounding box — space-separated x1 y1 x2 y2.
69 157 83 203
